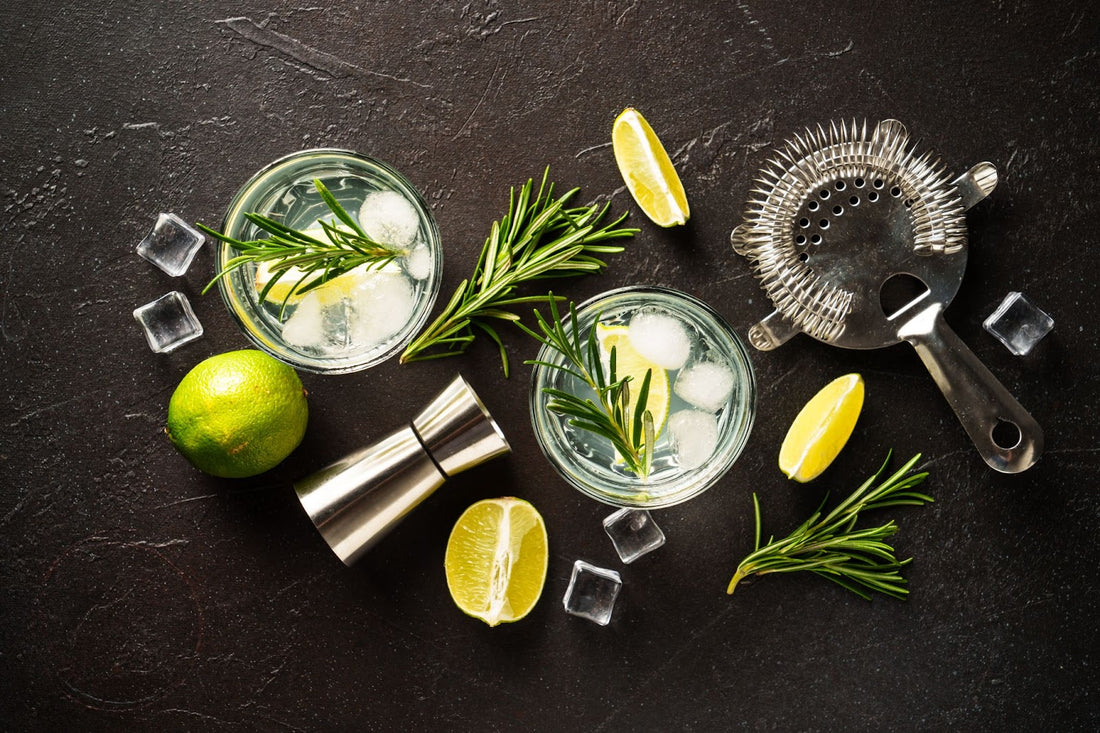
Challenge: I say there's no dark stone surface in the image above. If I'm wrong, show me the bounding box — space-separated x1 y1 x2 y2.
2 2 1097 730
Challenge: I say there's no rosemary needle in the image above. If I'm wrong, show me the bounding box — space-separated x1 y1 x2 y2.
520 297 655 479
399 168 638 375
727 452 933 600
197 179 403 315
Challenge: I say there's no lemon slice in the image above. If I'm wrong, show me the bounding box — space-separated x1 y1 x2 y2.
611 107 690 227
596 324 671 442
255 260 369 306
444 497 548 627
255 260 313 304
779 373 865 482
253 226 399 305
253 226 329 304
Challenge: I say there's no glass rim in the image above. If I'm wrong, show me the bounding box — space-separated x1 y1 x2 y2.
214 148 442 374
528 285 757 508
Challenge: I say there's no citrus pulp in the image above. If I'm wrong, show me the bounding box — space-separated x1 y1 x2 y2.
778 373 864 482
612 107 690 227
444 497 548 627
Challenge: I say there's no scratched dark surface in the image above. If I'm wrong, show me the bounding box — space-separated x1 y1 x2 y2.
2 2 1098 731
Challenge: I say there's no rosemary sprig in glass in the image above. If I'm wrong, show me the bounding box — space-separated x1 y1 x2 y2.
520 297 655 479
727 452 933 600
197 179 403 315
399 169 638 375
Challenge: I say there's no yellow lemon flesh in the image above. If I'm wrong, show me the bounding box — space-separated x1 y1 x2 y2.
611 107 690 227
444 498 548 627
166 350 308 478
253 225 373 305
596 324 671 443
779 373 865 483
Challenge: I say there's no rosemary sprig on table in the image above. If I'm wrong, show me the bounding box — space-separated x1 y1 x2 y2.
197 179 403 315
399 169 638 375
727 452 933 600
520 297 655 479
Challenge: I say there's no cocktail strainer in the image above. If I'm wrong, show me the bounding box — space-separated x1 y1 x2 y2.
731 119 1041 473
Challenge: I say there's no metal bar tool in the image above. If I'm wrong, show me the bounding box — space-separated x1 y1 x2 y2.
294 375 511 564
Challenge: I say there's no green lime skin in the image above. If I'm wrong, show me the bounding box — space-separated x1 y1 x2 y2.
166 350 308 478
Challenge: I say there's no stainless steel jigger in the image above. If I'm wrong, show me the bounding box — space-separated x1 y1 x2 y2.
293 375 510 565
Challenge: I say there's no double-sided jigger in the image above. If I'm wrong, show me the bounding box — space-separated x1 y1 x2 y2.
294 375 511 565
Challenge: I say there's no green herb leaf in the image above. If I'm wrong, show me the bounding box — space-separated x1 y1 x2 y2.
198 179 404 316
726 452 932 600
400 168 638 372
521 298 653 479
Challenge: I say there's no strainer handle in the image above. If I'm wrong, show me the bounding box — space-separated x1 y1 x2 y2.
898 302 1043 473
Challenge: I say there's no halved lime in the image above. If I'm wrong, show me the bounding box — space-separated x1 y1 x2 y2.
444 498 548 627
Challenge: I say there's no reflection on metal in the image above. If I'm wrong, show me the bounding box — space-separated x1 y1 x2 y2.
731 119 1041 473
294 375 510 564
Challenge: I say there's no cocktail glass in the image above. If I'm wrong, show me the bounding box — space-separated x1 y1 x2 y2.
529 286 756 508
214 149 442 374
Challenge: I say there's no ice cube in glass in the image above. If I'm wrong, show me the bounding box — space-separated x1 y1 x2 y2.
133 291 203 353
603 508 666 564
983 291 1053 356
674 359 736 412
627 308 692 369
136 213 206 276
668 409 720 470
563 560 621 626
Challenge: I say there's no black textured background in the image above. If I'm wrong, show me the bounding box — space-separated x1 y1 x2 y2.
2 2 1098 730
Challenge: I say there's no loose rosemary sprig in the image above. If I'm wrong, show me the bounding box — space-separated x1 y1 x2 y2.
198 179 403 315
727 452 933 600
520 297 655 479
399 169 638 375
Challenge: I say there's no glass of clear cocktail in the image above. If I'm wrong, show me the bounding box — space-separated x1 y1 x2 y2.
529 286 756 508
214 149 442 374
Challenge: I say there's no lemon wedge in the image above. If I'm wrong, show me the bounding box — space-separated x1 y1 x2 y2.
253 227 328 304
255 260 314 304
611 107 690 227
779 373 865 482
596 323 671 443
253 226 396 305
444 497 548 627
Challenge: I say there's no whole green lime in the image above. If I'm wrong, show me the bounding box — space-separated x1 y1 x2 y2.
166 350 308 478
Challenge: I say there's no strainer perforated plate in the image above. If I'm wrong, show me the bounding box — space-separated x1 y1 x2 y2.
731 119 1042 473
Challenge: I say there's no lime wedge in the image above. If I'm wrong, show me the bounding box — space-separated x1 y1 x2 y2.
252 226 328 304
252 225 398 305
444 497 548 627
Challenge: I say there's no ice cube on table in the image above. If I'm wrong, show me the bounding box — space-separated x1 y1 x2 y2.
358 190 421 247
349 271 417 346
603 508 666 564
132 291 203 353
563 560 622 626
668 409 719 469
627 309 692 370
983 291 1053 356
136 213 205 276
674 359 735 412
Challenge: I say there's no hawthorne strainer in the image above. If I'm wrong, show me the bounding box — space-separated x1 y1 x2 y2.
731 119 1042 473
